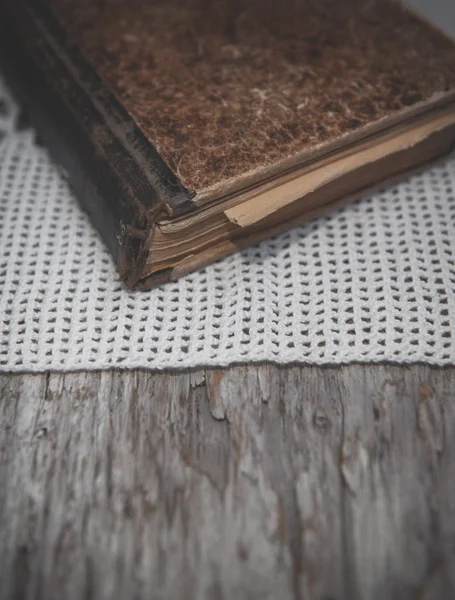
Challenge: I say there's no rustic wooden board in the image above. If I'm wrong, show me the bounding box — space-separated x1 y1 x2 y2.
1 365 455 600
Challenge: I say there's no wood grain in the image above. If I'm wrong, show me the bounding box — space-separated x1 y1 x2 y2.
1 365 455 600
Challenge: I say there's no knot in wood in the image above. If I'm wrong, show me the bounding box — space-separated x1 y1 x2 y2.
313 408 331 433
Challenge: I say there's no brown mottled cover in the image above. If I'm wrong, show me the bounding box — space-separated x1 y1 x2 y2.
49 0 455 195
2 0 455 287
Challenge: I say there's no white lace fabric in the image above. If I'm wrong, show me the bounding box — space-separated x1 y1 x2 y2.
1 72 455 371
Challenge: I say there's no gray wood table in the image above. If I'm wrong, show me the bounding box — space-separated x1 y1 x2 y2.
1 365 455 600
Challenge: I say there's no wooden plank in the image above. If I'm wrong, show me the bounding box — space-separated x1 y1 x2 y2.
0 366 455 600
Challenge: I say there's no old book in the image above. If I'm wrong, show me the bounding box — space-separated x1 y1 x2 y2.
2 0 455 289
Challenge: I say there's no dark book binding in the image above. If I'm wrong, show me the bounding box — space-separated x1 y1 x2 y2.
0 0 199 287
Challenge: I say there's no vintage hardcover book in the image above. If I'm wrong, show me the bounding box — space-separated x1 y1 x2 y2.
2 0 455 288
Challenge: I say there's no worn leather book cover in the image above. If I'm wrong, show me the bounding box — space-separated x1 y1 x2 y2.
2 0 455 288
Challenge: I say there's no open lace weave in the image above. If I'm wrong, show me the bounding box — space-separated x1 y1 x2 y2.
1 68 455 371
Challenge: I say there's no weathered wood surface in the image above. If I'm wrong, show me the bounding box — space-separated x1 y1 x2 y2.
0 365 455 600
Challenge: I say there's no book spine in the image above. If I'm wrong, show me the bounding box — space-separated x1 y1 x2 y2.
0 0 195 287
